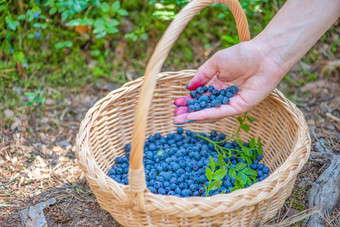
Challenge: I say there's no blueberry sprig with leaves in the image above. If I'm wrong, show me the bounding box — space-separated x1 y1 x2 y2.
197 113 264 196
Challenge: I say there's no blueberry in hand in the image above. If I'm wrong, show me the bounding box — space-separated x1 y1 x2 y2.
231 86 239 94
188 105 195 112
196 86 205 94
190 91 197 98
211 100 222 107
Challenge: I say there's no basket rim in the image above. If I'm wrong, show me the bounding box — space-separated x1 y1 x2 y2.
75 69 311 215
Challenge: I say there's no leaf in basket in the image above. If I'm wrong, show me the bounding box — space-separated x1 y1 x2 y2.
249 138 256 148
210 180 222 191
237 116 243 125
241 124 250 132
228 168 236 178
217 153 224 166
246 116 256 123
238 172 249 186
206 167 213 181
235 162 246 171
157 150 164 155
244 168 257 177
208 156 216 172
212 169 227 181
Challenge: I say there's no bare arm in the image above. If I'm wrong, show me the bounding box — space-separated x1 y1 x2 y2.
174 0 340 124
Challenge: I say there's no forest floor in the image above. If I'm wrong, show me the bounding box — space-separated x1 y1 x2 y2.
1 36 339 227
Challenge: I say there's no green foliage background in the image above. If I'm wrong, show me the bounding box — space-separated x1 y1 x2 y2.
0 0 337 113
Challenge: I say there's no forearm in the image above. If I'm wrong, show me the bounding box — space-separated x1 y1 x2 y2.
254 0 340 72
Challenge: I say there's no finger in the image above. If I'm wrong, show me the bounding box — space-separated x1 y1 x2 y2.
174 106 189 116
174 96 192 106
173 113 189 125
187 54 219 90
185 95 252 122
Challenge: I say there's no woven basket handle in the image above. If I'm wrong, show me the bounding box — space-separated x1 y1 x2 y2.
128 0 250 210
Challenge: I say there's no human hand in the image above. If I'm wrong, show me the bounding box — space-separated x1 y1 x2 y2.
173 39 289 124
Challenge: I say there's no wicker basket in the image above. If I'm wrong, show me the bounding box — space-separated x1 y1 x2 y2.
75 0 311 226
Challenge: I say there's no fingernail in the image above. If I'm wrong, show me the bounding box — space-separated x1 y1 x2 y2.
173 122 185 125
185 83 190 89
173 101 179 107
186 120 196 123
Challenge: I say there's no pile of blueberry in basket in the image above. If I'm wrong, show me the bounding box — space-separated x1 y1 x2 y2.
185 85 238 112
108 123 270 197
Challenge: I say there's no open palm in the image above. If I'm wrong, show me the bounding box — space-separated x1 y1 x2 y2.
173 40 288 124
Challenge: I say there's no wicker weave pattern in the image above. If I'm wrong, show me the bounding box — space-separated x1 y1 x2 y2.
75 0 311 225
76 70 311 226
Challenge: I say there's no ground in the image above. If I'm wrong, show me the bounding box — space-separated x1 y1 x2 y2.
1 29 339 227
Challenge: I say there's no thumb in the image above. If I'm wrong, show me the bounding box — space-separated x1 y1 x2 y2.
187 54 219 90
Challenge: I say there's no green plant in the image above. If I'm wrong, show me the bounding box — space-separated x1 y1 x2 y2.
25 90 45 107
198 113 263 196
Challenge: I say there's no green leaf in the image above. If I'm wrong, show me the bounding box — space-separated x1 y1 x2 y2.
55 42 64 49
237 116 243 125
112 1 120 12
228 168 236 178
249 138 256 148
244 168 257 177
257 147 263 155
257 137 262 148
244 149 252 157
28 34 34 39
66 19 81 26
235 175 245 187
33 97 44 103
217 153 224 166
80 18 93 25
246 116 256 123
203 184 207 191
118 8 128 16
206 167 212 181
241 124 250 132
238 172 249 185
49 7 57 15
235 162 246 171
61 12 68 21
209 156 215 172
212 169 227 181
246 177 252 186
18 15 25 20
235 139 243 148
64 41 72 47
107 19 119 27
157 150 164 155
210 180 222 191
101 2 110 12
245 156 252 166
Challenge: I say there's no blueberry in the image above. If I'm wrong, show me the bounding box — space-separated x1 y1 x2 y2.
124 144 131 152
34 12 39 19
170 177 177 184
115 157 124 164
211 100 222 107
189 184 197 192
190 91 197 98
158 188 166 195
149 171 157 179
258 163 264 170
218 133 226 140
187 99 194 106
219 89 226 96
200 95 209 102
212 89 219 96
146 151 153 160
262 166 269 174
208 85 214 92
108 169 116 176
175 187 182 195
148 135 155 143
177 127 184 135
186 130 192 136
181 189 191 197
116 167 123 175
199 186 205 194
209 95 216 101
216 95 224 101
257 170 264 176
188 105 195 112
200 101 207 108
222 97 229 104
35 32 41 38
211 130 217 137
196 86 205 94
172 163 180 171
149 143 157 151
231 86 238 94
179 160 186 168
194 103 201 111
167 191 176 196
203 86 208 92
154 181 163 189
226 91 233 98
